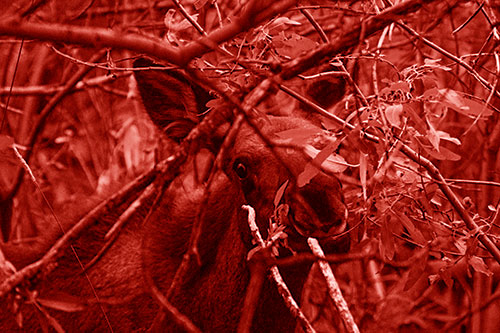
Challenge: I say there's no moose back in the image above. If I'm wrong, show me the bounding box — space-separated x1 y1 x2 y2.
0 60 348 332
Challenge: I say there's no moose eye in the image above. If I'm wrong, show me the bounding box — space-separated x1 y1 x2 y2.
233 160 248 179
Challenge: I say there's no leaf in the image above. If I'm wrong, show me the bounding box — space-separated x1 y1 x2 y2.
440 89 469 113
436 131 461 145
37 295 87 312
274 33 317 58
297 163 319 188
205 99 223 109
404 249 428 291
461 96 493 117
274 127 319 146
35 309 65 333
454 237 467 255
122 123 141 172
437 264 454 289
385 104 403 127
379 215 395 260
274 180 289 207
360 153 367 201
193 0 210 10
423 87 439 99
390 81 411 92
404 104 427 134
423 58 452 71
266 17 301 33
430 146 461 161
397 213 426 244
46 315 65 333
469 256 493 276
415 139 461 161
164 9 199 32
298 140 345 187
426 117 440 151
274 204 289 228
439 89 493 117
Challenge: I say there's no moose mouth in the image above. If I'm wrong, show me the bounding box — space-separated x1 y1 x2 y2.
273 202 349 252
289 210 347 239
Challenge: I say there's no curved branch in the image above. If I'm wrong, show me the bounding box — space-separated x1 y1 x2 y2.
0 0 297 66
280 0 437 80
0 18 183 64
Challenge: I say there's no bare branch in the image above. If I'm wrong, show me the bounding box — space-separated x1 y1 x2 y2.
307 238 359 333
0 0 297 67
242 205 316 333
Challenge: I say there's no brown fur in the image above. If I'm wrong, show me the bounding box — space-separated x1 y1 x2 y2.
0 60 347 332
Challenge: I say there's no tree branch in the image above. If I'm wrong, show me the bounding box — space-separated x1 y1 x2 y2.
280 0 437 80
0 0 297 67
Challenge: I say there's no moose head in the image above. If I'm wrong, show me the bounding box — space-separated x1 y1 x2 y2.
134 58 348 331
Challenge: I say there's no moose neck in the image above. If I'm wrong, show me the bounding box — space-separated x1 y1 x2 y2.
142 177 310 332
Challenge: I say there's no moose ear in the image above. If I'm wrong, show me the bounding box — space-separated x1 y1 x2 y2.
305 76 346 110
301 63 346 114
133 58 213 143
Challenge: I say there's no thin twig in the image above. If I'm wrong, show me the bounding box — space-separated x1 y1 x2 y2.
0 72 131 96
145 272 201 333
237 247 268 333
0 0 297 67
171 0 207 36
280 0 437 80
242 205 316 333
166 115 245 298
11 146 115 332
83 183 158 272
300 8 328 43
307 238 359 333
397 22 499 98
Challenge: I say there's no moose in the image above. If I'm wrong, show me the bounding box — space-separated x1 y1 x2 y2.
0 59 348 332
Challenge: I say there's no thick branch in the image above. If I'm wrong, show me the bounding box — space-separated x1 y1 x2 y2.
0 0 297 66
0 72 130 96
0 18 183 64
280 0 437 80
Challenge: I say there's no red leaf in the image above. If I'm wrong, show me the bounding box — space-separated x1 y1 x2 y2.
385 104 403 127
404 248 428 291
359 153 367 201
397 213 426 244
438 89 493 117
275 127 319 146
379 215 395 260
390 81 411 92
469 256 493 276
274 180 289 207
37 294 87 312
298 140 346 187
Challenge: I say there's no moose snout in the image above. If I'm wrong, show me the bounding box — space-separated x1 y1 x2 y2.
284 176 347 240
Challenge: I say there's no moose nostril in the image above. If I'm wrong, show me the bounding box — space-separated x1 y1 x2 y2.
320 218 345 234
320 224 332 233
